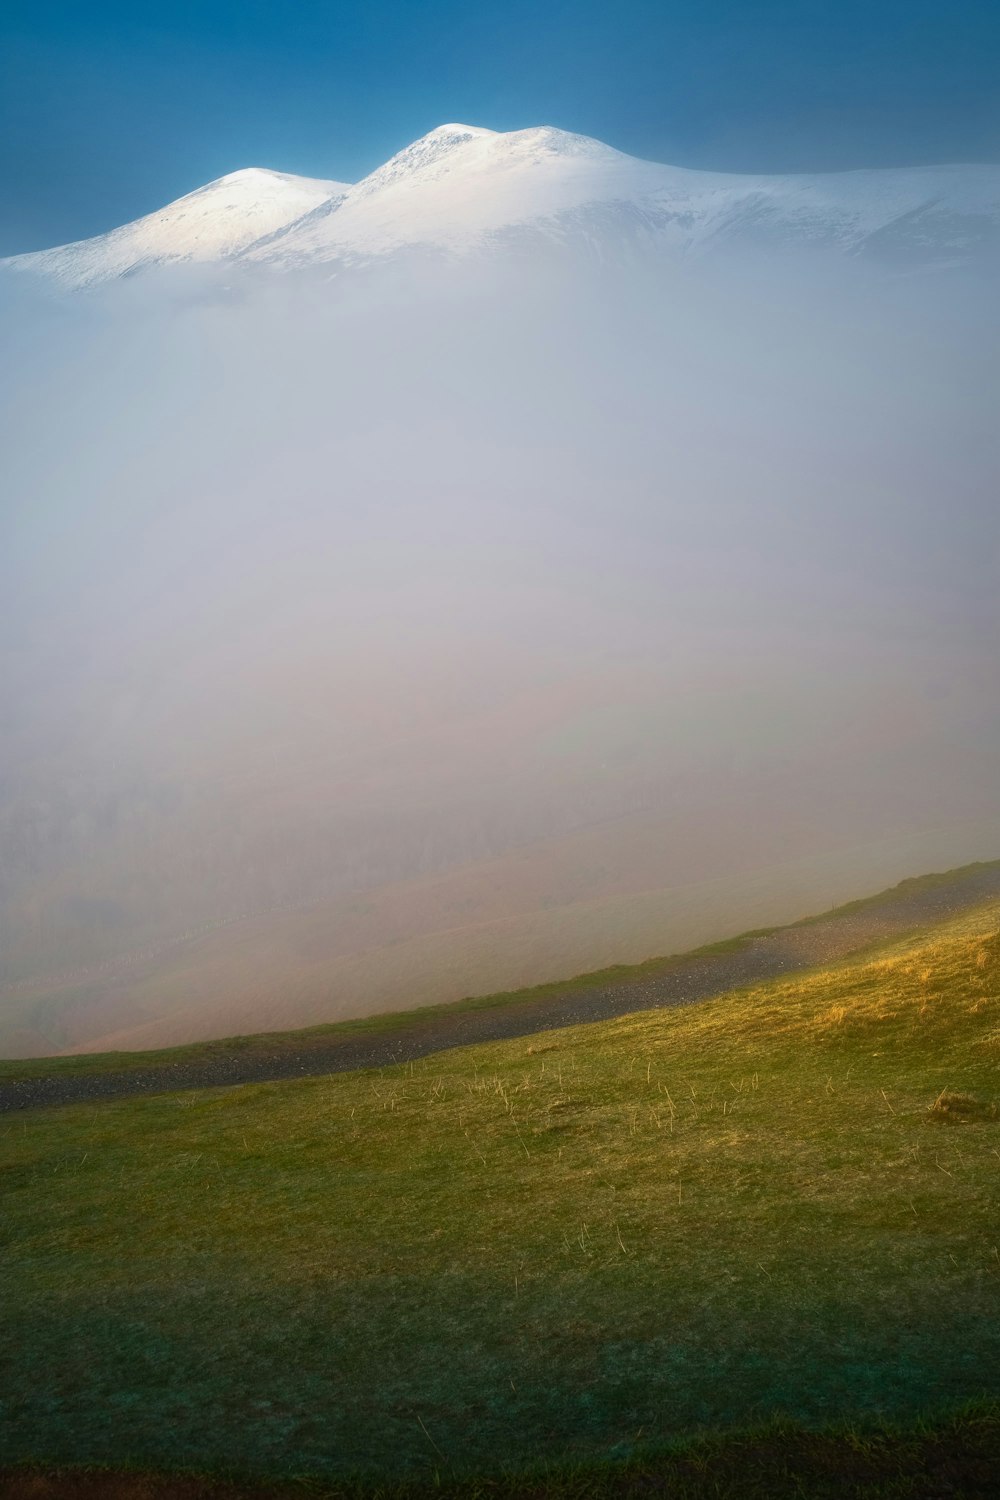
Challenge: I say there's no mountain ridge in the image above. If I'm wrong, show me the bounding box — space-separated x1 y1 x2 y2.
5 123 999 288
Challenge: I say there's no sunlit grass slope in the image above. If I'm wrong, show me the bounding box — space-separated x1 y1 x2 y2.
2 903 999 1486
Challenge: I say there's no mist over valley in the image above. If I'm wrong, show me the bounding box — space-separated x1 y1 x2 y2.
1 125 998 1056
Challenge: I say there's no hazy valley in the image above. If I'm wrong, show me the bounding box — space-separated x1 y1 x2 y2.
2 125 999 1058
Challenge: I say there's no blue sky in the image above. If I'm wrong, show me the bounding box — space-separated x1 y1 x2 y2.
2 0 999 255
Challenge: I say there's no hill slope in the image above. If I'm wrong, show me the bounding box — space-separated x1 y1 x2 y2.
3 897 999 1484
4 809 999 1060
3 857 1000 1109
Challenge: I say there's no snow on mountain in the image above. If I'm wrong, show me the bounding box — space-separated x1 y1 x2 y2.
4 125 998 289
244 124 1000 272
242 124 690 268
3 168 347 289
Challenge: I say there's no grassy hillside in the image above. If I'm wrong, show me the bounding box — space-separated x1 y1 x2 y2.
3 857 998 1086
5 812 999 1059
2 900 999 1490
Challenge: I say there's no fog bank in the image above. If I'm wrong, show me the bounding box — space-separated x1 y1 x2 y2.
1 251 997 1052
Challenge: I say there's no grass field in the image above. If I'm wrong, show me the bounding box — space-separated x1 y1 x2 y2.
2 900 1000 1490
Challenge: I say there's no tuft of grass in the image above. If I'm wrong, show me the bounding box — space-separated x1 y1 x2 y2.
926 1088 998 1124
2 901 1000 1487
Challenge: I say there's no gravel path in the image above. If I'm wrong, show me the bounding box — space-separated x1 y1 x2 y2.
3 863 999 1114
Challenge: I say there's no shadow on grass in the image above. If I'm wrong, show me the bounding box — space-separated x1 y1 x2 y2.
4 1404 1000 1499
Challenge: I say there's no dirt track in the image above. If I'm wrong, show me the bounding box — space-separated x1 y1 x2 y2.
3 863 999 1115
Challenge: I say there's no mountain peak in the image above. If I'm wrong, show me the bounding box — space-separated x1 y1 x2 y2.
408 122 627 163
6 167 345 289
213 167 316 187
423 123 497 140
344 121 639 212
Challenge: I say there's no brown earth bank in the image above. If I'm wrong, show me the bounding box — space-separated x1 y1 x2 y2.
3 858 999 1115
4 1409 1000 1498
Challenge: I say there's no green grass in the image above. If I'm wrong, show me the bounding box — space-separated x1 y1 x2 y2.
2 857 996 1083
2 900 1000 1487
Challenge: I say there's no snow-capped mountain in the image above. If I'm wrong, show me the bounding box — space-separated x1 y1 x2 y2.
6 167 347 289
242 124 678 268
5 124 999 289
245 123 1000 272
